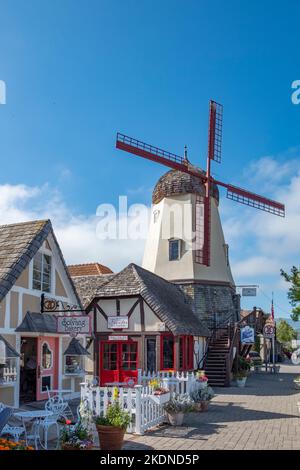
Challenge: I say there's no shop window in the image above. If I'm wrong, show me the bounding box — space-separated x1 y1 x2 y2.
121 343 137 371
64 355 85 375
42 342 52 369
178 336 194 370
103 343 117 370
32 252 52 292
146 338 156 372
41 375 51 392
161 334 174 370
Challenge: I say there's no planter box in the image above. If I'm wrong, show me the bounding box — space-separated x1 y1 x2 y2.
150 392 171 405
236 377 247 388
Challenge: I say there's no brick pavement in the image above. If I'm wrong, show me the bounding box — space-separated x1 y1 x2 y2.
122 364 300 450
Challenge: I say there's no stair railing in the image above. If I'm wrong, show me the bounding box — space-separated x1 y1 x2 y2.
225 323 240 386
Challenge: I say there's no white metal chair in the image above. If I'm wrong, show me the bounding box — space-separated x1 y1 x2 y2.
0 402 25 442
38 397 68 449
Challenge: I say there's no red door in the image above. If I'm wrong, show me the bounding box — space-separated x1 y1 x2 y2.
36 337 58 401
100 341 138 386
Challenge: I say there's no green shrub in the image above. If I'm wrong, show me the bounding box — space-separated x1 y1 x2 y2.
94 402 131 430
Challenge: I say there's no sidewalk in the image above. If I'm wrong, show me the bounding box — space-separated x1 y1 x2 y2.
122 363 300 450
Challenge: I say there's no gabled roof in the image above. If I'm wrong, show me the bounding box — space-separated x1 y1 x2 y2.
79 263 209 337
15 312 57 333
0 335 19 358
64 338 90 356
68 263 113 277
0 219 81 307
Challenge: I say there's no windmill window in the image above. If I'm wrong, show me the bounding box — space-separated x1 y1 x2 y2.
32 252 52 293
169 239 181 261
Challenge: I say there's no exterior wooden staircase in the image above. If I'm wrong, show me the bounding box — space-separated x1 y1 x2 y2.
205 331 229 387
203 307 266 387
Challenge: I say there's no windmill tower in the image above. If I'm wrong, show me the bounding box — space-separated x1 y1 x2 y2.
116 101 285 326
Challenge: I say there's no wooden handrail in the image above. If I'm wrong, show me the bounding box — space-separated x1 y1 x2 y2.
225 323 240 386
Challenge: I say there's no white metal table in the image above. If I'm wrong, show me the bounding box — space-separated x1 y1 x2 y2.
14 410 53 449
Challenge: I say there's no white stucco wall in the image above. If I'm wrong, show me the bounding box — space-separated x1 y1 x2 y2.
142 193 234 285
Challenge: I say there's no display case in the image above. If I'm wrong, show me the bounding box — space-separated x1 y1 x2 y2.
64 354 85 375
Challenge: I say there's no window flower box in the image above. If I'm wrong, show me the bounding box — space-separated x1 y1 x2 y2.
150 391 171 405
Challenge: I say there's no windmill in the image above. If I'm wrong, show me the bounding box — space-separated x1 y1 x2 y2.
116 100 285 268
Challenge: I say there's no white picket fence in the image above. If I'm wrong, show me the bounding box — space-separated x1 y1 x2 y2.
2 365 17 382
81 370 200 435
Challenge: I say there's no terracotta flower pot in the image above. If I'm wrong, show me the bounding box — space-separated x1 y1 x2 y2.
61 442 93 450
194 402 203 412
201 401 210 411
96 425 126 450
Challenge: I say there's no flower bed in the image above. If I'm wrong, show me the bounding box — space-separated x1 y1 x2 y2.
0 438 34 451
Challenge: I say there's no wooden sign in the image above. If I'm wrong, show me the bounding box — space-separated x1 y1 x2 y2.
108 336 128 341
56 315 91 335
107 316 129 329
240 326 255 344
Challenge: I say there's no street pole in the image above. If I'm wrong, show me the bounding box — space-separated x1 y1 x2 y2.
272 334 275 373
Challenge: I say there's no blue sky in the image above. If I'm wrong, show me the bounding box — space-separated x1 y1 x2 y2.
0 0 300 319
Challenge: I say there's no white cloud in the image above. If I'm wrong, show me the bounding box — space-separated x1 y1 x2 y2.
222 152 300 315
0 183 146 272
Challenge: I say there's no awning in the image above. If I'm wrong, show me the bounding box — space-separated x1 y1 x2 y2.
15 311 57 334
64 338 90 356
0 335 20 358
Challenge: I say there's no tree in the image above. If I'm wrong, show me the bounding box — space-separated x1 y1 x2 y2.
276 320 297 345
280 266 300 321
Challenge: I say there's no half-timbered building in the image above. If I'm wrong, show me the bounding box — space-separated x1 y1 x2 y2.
72 263 209 386
0 219 86 407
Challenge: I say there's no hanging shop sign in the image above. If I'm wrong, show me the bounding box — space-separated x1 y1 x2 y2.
56 315 91 336
107 316 129 329
241 287 257 297
263 323 275 339
240 326 255 344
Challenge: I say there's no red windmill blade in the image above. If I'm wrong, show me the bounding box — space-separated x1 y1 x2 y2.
116 99 285 267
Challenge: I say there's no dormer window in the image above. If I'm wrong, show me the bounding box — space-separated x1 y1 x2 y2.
169 239 181 261
32 252 52 293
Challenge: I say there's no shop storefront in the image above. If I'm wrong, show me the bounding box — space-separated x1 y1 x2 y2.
74 263 210 386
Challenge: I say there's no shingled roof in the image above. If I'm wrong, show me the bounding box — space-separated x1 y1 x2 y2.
72 274 115 308
68 263 113 277
76 263 209 337
15 311 57 333
0 219 81 307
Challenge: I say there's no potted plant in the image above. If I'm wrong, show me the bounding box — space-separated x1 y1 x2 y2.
196 375 209 389
190 386 215 412
234 370 248 387
60 423 93 450
94 401 131 450
149 378 170 405
163 393 195 426
196 370 206 378
293 376 300 390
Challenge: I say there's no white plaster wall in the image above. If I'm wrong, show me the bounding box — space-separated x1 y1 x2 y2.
142 193 234 285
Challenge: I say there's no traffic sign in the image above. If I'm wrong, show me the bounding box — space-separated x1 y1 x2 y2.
263 323 275 338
